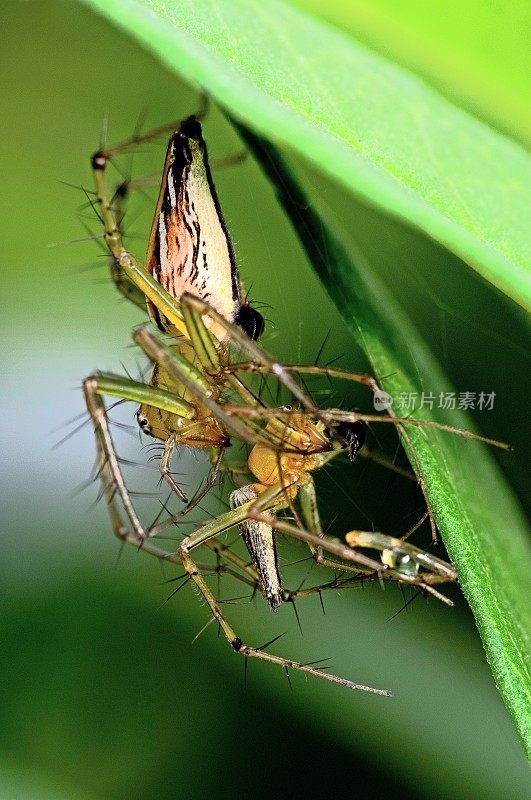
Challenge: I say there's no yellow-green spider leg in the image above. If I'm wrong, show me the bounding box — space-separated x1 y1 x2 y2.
176 484 391 695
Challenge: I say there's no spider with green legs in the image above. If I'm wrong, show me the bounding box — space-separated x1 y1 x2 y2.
83 113 509 694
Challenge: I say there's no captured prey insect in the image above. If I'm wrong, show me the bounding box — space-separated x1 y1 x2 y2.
82 114 510 695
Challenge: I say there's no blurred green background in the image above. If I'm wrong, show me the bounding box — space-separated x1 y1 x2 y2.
1 2 529 798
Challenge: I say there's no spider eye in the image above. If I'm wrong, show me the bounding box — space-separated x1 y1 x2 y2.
136 412 152 435
234 304 265 341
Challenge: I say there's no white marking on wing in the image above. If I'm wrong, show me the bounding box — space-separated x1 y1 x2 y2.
158 212 168 275
167 166 177 208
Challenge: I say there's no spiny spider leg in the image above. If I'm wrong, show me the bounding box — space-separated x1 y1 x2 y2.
132 322 460 600
87 328 452 689
179 295 444 537
176 486 391 695
91 409 271 593
140 301 461 595
220 360 509 542
83 321 321 544
84 377 147 541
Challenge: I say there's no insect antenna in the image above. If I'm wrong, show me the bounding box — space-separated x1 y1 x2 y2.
134 358 151 382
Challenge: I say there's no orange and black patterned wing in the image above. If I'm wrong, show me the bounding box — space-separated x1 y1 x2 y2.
145 116 241 341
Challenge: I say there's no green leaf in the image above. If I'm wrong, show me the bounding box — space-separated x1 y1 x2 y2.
81 0 531 309
235 124 531 756
292 0 531 147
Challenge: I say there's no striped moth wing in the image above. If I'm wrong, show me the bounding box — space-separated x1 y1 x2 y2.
145 116 248 342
